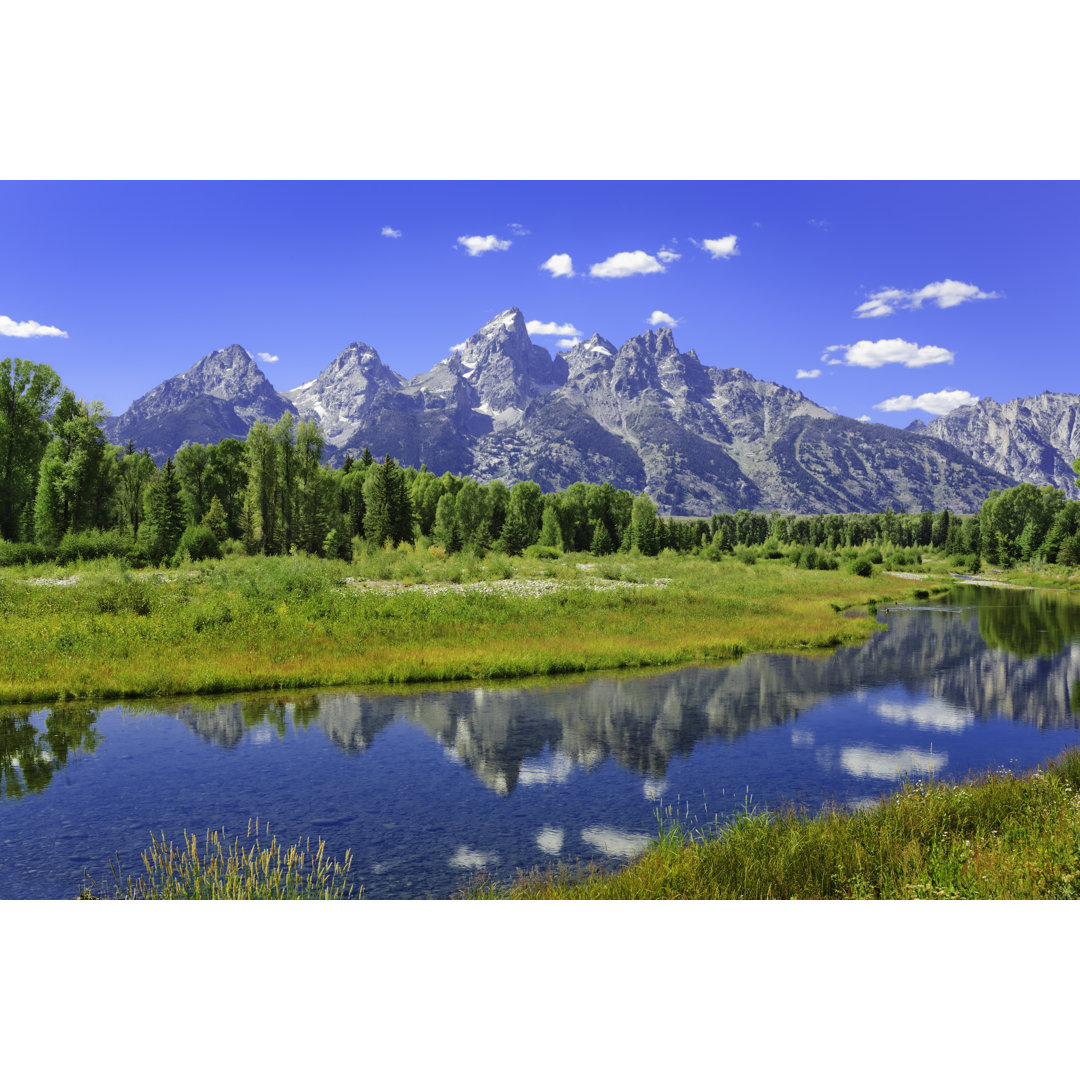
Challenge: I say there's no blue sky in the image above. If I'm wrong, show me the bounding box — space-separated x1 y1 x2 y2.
2 180 1075 427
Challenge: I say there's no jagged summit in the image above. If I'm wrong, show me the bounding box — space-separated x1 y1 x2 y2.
102 344 296 459
101 307 1033 513
284 342 405 443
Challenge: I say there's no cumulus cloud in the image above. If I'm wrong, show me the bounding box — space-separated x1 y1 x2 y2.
796 368 821 379
380 226 402 238
647 310 678 327
857 415 871 423
656 247 680 264
823 338 954 369
507 222 530 236
556 337 581 349
589 250 666 278
873 389 979 415
526 320 581 337
541 253 575 278
855 279 1001 318
457 234 511 256
449 341 467 353
256 352 279 364
0 315 68 338
841 745 945 781
695 235 740 259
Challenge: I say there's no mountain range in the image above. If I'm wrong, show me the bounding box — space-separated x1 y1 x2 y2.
101 308 1078 516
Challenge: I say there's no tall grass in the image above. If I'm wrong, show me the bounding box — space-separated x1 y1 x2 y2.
0 549 931 704
80 818 357 899
470 750 1080 899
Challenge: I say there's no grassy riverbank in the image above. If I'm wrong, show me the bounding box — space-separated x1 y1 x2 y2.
467 749 1080 899
0 548 932 704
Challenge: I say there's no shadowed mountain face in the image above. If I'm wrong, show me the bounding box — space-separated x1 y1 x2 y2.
162 587 1080 796
103 310 1020 513
924 392 1080 499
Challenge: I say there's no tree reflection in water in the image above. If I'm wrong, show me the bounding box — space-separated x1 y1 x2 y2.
0 705 100 799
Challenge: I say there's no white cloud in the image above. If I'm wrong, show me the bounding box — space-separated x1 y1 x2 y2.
507 222 530 236
840 745 945 780
855 279 1001 318
589 250 666 278
556 337 581 349
536 827 564 855
857 415 872 423
457 234 511 256
380 226 401 238
541 253 575 278
526 320 581 337
808 218 829 230
696 235 740 259
0 315 68 338
647 310 678 327
824 338 954 369
874 699 975 733
796 368 821 379
873 389 980 415
256 351 279 364
448 845 497 870
580 826 650 858
449 341 467 353
656 247 681 264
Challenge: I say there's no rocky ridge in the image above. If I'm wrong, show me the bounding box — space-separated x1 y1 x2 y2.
103 308 1052 515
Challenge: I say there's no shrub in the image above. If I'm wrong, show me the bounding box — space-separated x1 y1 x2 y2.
176 524 222 562
852 557 873 577
0 540 50 567
524 544 561 560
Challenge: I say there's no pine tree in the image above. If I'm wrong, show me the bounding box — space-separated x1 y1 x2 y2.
590 519 614 556
498 506 530 556
629 494 659 555
143 458 186 563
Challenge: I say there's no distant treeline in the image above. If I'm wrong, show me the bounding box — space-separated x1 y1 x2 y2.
2 356 1079 568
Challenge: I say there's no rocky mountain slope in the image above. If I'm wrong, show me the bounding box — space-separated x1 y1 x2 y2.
921 392 1080 498
104 309 1026 515
103 345 296 459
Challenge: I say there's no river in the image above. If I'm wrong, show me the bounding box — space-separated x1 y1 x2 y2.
3 584 1079 899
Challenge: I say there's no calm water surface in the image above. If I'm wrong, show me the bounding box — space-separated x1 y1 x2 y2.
4 584 1080 899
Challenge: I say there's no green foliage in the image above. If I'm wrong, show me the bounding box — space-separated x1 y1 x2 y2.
475 750 1080 900
33 392 115 547
0 357 62 541
363 455 415 548
851 556 873 577
177 524 223 562
142 458 186 564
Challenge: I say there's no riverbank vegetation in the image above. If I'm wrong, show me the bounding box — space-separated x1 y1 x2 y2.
79 819 356 899
0 550 929 704
467 749 1080 900
3 356 1079 580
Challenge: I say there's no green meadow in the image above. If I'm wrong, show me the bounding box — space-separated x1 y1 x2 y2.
0 547 933 705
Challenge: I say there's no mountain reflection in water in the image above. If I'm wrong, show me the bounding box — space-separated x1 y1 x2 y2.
109 584 1080 798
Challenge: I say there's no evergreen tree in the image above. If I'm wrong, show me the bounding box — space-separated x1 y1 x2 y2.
143 458 185 563
629 493 659 555
363 455 414 548
590 519 615 556
498 506 530 556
